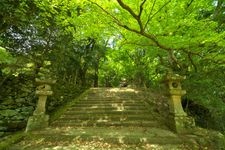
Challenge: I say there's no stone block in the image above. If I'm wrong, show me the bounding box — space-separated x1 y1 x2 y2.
25 114 49 132
168 114 195 133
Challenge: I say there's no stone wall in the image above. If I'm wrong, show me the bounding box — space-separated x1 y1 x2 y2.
0 74 86 137
0 74 36 137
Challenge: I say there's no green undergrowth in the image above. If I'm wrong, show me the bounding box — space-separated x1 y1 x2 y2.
0 131 25 149
49 88 90 123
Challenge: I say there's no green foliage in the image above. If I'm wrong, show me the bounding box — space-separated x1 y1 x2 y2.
98 45 162 87
0 46 14 64
1 0 225 134
183 65 225 132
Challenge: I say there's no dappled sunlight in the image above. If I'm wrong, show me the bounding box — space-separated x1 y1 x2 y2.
11 87 201 149
40 143 175 150
90 105 98 109
144 144 168 150
2 0 224 148
112 103 125 111
118 136 125 144
38 142 179 150
97 117 109 123
140 137 147 143
119 116 127 121
106 88 140 94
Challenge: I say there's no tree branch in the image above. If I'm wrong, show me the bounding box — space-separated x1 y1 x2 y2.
187 0 194 8
116 0 138 19
138 0 147 32
120 40 156 47
89 0 181 69
116 0 146 32
187 53 198 72
139 0 147 18
144 0 157 30
179 47 202 57
88 0 123 26
145 0 171 28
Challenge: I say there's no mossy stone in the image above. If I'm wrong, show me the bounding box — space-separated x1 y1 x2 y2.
26 114 49 132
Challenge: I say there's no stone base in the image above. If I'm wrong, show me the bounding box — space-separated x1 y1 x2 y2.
168 114 195 134
26 114 49 132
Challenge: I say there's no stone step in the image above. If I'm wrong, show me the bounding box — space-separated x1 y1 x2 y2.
72 103 147 107
87 91 143 94
16 134 185 146
80 102 146 106
86 91 143 95
9 87 199 150
85 96 145 100
87 89 141 93
57 114 154 121
66 106 148 112
82 97 145 101
63 110 150 116
12 127 192 147
85 97 145 101
51 120 160 127
10 125 197 149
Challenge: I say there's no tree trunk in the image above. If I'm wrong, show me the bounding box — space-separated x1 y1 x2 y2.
79 68 87 87
93 63 99 87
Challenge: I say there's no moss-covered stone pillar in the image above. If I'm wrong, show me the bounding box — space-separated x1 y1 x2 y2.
26 79 55 132
166 73 195 133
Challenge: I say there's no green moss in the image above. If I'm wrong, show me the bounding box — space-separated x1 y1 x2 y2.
0 131 25 149
49 89 90 123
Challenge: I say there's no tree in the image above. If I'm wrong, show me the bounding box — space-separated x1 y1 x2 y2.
85 0 225 131
1 0 225 132
87 0 224 72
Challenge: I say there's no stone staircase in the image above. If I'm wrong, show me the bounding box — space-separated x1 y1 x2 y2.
9 88 212 149
51 88 161 128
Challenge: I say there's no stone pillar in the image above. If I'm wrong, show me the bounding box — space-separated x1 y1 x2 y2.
166 74 195 133
26 79 55 132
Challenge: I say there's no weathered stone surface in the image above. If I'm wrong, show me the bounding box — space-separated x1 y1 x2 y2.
26 114 49 132
168 114 195 133
0 74 36 136
165 74 195 133
25 78 55 132
35 79 56 85
0 74 82 138
15 98 26 103
0 110 18 117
